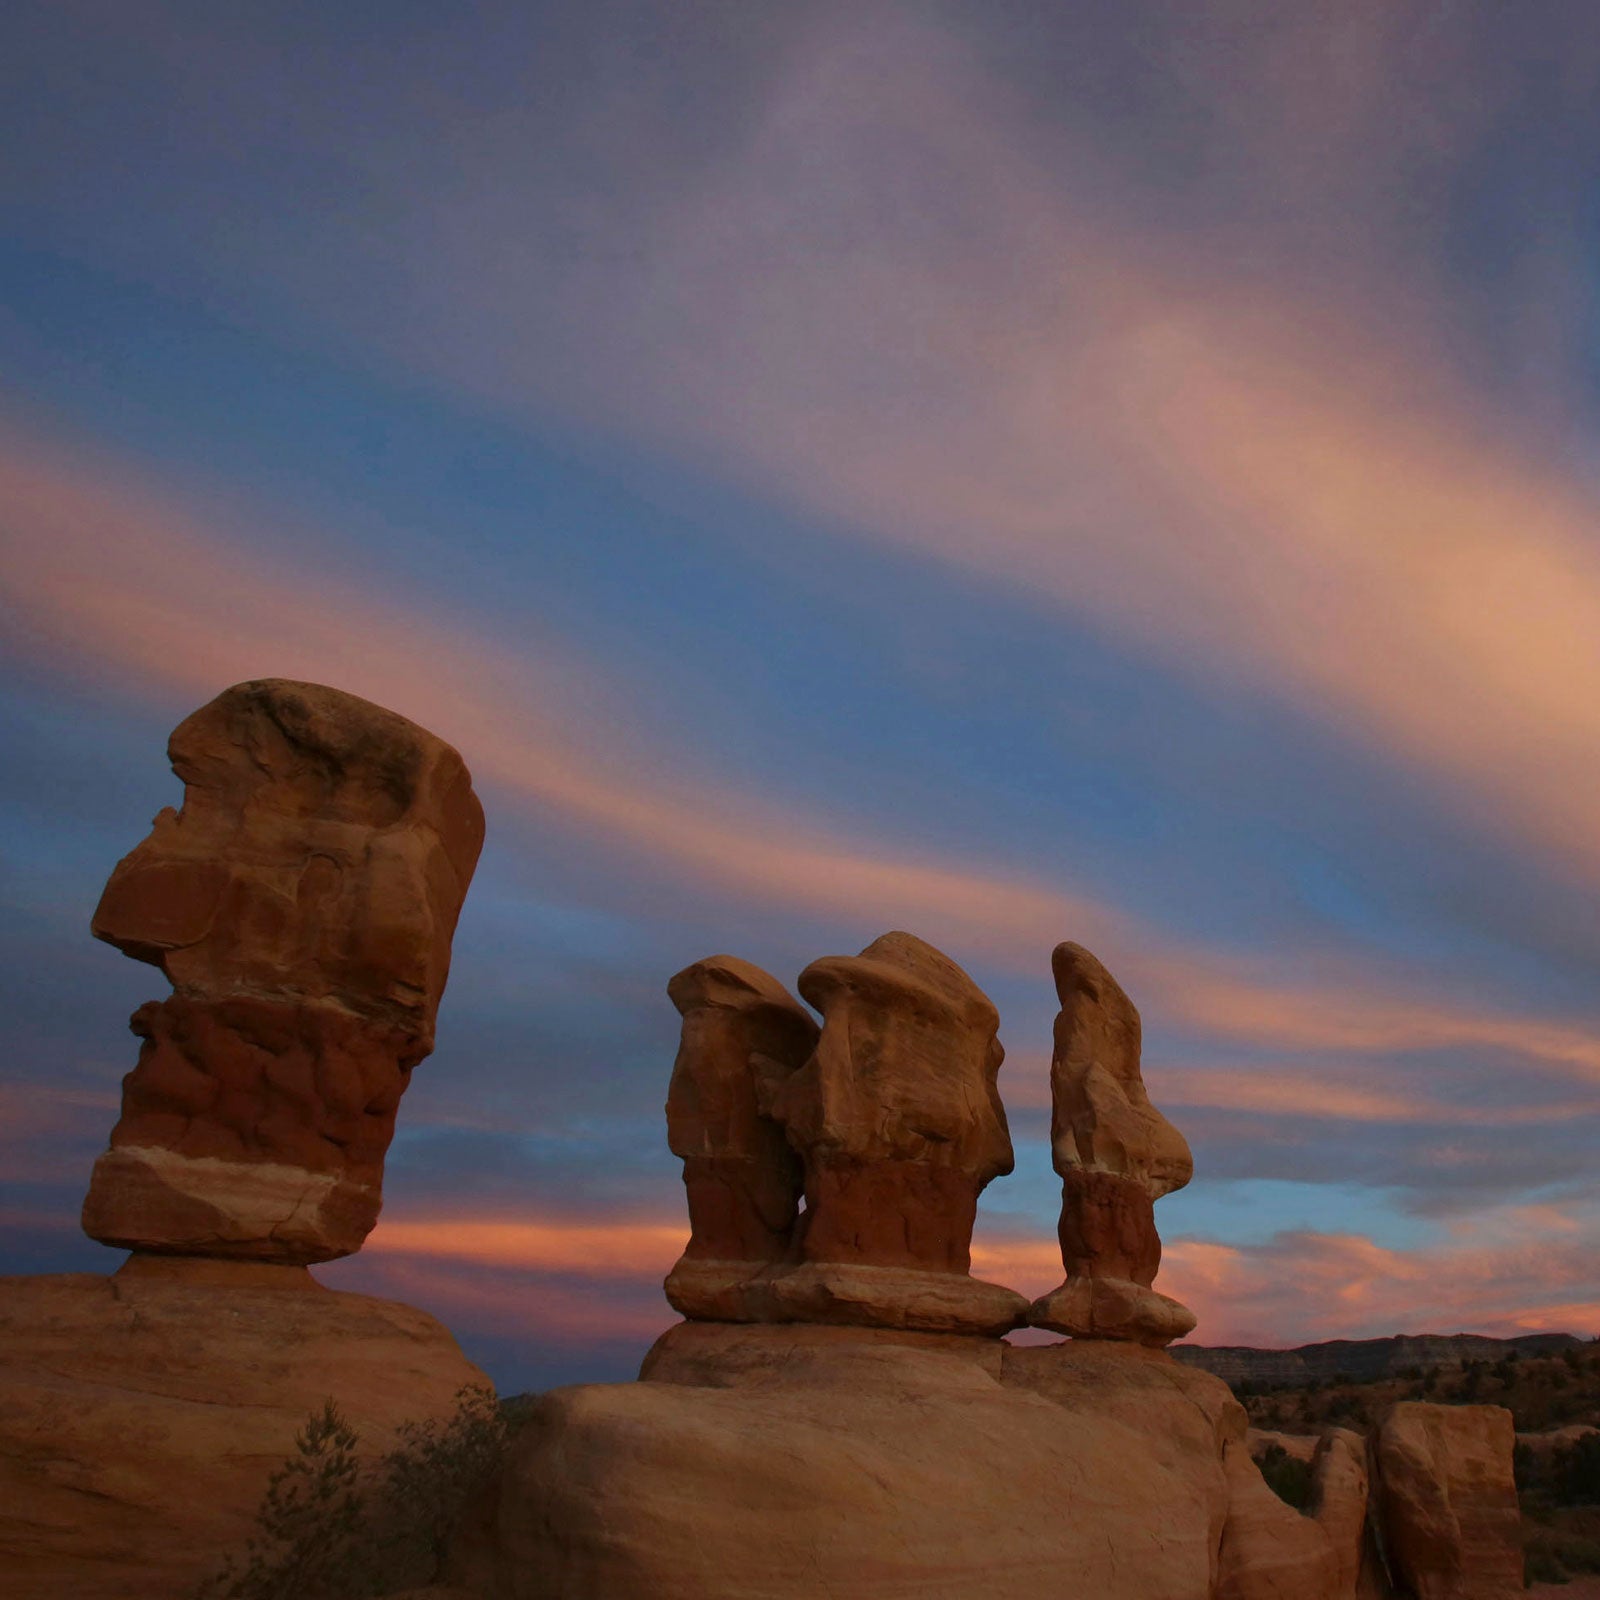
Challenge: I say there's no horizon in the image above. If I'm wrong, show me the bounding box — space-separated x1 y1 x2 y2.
5 2 1600 1394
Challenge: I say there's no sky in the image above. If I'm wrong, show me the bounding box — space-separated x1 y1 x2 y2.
4 0 1600 1394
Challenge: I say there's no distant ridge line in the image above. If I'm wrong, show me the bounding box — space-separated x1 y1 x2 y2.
1171 1331 1584 1389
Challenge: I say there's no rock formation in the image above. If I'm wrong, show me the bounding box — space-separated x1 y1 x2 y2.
448 1323 1376 1600
762 931 1028 1334
0 1255 489 1600
80 679 484 1264
1373 1402 1522 1599
663 955 817 1320
1029 941 1197 1344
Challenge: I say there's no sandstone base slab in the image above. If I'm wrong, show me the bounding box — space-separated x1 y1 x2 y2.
82 1144 381 1265
0 1255 490 1600
767 1260 1028 1334
1029 1273 1197 1345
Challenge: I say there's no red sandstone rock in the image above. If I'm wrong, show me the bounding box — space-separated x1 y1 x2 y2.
763 931 1027 1334
1029 942 1196 1344
663 955 817 1320
1374 1402 1522 1600
0 1255 490 1600
81 680 484 1264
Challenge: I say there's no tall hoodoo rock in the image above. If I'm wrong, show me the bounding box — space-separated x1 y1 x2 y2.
663 955 818 1320
80 679 485 1264
763 931 1028 1334
1028 941 1197 1344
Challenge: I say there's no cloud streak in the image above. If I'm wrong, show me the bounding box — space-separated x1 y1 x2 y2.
8 417 1600 1105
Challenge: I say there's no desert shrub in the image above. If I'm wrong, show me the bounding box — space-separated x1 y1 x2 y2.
195 1384 508 1600
1256 1443 1314 1512
1557 1435 1600 1507
195 1401 367 1600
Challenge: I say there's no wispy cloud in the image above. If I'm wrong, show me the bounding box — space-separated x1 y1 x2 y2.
8 417 1600 1102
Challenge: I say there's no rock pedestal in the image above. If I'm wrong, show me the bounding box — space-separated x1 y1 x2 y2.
80 679 484 1264
1028 942 1197 1345
764 931 1028 1335
663 956 817 1320
0 1256 490 1600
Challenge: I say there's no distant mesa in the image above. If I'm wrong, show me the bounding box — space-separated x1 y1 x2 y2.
1176 1331 1583 1389
81 677 485 1264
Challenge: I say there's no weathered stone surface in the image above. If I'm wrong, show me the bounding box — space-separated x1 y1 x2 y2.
450 1327 1358 1600
1029 942 1196 1344
0 1255 490 1600
1309 1428 1373 1600
663 956 816 1321
1374 1402 1522 1600
763 931 1027 1333
82 679 484 1263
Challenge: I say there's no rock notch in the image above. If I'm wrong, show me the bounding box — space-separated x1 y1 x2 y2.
762 931 1028 1335
80 678 485 1264
663 955 817 1320
1028 941 1197 1345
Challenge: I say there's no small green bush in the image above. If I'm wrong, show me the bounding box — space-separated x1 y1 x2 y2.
196 1384 508 1600
1256 1443 1314 1512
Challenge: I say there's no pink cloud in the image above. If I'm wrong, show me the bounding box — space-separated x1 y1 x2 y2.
8 417 1600 1104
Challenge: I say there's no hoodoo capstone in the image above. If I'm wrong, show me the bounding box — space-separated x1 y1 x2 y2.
80 678 485 1264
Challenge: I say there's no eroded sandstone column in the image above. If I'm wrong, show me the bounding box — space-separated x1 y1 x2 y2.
764 931 1028 1334
1028 942 1197 1345
663 956 817 1320
81 679 484 1264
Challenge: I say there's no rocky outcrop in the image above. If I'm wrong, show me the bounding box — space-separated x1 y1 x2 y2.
0 1255 489 1600
450 1323 1373 1600
81 679 484 1264
1373 1402 1522 1599
663 956 816 1321
1028 943 1196 1345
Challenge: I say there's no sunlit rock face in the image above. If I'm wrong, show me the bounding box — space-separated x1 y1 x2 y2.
1374 1403 1523 1600
1028 941 1197 1345
764 931 1028 1335
81 679 484 1264
663 955 817 1321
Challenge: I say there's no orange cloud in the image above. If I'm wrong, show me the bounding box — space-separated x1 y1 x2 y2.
1157 1066 1595 1127
472 14 1600 895
365 1217 686 1280
1163 1209 1600 1347
8 416 1600 1101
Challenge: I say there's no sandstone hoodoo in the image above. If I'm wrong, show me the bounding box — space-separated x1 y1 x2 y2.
1 679 493 1600
662 933 1028 1335
663 954 818 1321
80 678 485 1264
433 929 1523 1598
764 931 1026 1334
1028 940 1198 1345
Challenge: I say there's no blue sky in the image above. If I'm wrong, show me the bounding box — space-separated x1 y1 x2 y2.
6 1 1600 1391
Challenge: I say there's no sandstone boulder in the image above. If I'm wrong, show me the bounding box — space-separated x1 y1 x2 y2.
82 679 484 1264
0 1254 490 1600
663 955 817 1321
1029 942 1196 1345
1373 1402 1521 1600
